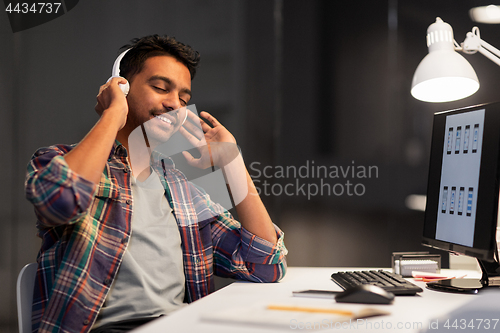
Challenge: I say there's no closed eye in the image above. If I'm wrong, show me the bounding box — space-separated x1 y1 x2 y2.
154 86 167 92
154 86 188 106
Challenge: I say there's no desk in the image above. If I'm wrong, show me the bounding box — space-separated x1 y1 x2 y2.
133 267 482 332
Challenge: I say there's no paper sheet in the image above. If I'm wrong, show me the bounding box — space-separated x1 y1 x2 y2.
199 303 389 330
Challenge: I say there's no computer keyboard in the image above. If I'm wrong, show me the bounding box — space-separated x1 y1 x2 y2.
331 270 423 295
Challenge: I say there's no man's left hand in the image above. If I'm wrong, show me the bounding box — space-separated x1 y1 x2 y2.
179 110 239 170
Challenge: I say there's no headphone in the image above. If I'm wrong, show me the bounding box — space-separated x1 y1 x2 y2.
108 48 131 96
108 48 189 125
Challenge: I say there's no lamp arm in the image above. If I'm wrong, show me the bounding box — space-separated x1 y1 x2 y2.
461 27 500 67
478 40 500 67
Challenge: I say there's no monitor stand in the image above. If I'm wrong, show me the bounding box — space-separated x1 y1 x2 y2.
426 258 500 294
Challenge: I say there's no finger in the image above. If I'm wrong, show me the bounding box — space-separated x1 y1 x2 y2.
182 117 205 140
186 109 216 130
97 76 125 97
105 77 129 96
178 126 204 147
185 108 200 122
182 151 202 168
108 76 129 86
199 121 214 134
200 111 221 127
97 82 109 97
183 110 207 138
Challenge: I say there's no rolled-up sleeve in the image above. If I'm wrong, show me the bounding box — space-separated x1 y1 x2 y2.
212 217 288 283
207 198 288 283
239 226 287 265
25 146 96 227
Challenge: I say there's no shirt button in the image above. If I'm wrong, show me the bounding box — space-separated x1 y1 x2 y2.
121 237 128 244
83 319 90 325
123 167 131 173
104 278 112 286
126 199 132 205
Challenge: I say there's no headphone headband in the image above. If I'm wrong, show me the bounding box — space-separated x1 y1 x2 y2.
109 48 132 96
112 48 131 77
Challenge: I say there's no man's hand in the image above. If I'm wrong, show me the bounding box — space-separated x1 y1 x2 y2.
63 78 130 185
179 110 239 169
95 77 129 130
179 109 277 244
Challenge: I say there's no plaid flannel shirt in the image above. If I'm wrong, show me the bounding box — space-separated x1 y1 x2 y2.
25 142 287 333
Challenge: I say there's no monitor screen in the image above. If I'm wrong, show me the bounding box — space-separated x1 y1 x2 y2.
423 102 500 262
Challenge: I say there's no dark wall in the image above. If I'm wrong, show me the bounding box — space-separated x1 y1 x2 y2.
2 0 500 331
243 0 500 268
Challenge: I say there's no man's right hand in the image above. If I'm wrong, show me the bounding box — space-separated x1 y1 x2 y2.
95 77 129 130
63 77 130 185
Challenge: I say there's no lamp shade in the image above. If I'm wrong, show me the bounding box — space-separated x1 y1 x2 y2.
470 5 500 24
411 18 479 103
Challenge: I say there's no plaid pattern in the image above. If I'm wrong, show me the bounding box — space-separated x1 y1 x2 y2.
25 142 287 333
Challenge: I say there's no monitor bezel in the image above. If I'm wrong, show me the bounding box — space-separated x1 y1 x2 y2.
423 102 500 262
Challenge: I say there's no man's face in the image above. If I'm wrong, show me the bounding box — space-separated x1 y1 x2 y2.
123 55 192 146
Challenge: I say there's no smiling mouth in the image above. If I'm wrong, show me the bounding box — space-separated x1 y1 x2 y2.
155 114 175 126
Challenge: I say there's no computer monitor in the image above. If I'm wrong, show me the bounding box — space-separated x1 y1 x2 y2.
423 102 500 293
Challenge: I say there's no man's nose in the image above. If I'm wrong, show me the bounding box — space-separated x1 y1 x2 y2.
162 93 182 112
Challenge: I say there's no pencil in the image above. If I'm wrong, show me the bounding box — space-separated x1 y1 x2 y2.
267 304 353 316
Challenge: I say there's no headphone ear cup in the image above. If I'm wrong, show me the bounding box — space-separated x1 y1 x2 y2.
107 76 130 96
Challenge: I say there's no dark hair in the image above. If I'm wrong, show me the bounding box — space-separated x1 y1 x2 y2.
119 35 200 81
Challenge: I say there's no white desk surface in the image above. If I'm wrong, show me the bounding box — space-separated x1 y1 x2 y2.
133 267 482 333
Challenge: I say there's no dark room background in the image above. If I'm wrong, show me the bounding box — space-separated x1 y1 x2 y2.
1 0 499 331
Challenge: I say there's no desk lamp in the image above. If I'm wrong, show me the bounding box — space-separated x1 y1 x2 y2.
411 17 500 103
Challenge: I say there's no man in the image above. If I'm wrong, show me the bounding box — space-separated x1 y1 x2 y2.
25 35 287 333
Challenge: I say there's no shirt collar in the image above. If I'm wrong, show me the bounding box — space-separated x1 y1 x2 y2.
109 140 128 160
151 149 175 170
